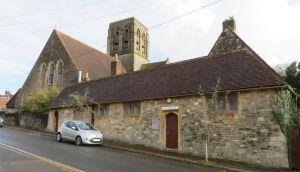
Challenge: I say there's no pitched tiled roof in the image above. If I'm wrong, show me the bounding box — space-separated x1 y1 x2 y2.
209 28 283 85
50 51 285 109
6 89 20 108
55 30 119 80
140 59 169 71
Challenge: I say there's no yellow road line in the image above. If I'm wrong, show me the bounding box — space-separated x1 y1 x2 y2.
0 143 85 172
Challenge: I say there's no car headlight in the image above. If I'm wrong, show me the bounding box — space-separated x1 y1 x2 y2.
0 119 3 122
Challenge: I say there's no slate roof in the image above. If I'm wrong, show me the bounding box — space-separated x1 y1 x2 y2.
6 89 20 108
55 30 119 80
50 50 285 109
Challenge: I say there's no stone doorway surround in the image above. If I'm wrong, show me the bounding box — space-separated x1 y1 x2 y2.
159 105 182 150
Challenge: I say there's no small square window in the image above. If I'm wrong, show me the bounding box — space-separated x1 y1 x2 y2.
124 101 141 115
229 93 238 111
96 104 109 116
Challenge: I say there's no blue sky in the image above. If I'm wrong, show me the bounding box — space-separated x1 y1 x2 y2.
0 0 300 95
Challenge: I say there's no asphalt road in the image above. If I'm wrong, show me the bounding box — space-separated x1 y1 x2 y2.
0 145 64 172
0 127 224 172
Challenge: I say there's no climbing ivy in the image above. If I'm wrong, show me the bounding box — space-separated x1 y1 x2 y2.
271 89 299 138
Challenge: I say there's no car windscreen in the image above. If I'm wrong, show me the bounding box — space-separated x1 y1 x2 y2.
76 122 95 130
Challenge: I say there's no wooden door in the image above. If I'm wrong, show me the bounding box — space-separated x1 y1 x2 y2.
91 106 96 126
291 126 300 168
54 111 59 132
166 113 178 149
91 112 95 126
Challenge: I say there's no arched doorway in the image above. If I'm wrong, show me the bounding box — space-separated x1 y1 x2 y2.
54 111 59 132
166 113 178 149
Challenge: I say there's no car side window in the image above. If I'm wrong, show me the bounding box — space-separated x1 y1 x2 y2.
68 122 77 130
64 121 70 127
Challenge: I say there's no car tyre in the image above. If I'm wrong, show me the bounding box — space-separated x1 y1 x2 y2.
75 136 82 146
56 133 62 142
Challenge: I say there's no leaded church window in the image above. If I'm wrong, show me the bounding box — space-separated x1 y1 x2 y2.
57 62 63 87
49 64 55 86
39 64 46 88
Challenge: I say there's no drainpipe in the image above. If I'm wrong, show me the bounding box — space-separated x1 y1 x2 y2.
78 70 82 83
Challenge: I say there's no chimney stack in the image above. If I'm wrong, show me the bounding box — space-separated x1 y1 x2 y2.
84 72 90 82
222 16 236 32
111 61 122 76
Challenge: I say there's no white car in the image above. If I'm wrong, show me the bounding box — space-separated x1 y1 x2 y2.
0 117 3 127
56 120 103 146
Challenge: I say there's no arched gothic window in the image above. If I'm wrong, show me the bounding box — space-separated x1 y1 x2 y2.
141 33 146 54
136 29 140 51
123 28 129 49
113 30 120 51
144 35 148 55
39 64 46 88
57 61 63 87
49 64 55 87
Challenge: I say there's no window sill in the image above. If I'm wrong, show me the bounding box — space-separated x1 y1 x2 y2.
123 114 140 117
208 111 238 115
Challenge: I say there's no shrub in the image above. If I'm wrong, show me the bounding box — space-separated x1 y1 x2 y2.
22 87 60 115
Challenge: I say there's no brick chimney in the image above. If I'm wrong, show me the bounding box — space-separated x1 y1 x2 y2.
222 16 236 32
111 61 123 76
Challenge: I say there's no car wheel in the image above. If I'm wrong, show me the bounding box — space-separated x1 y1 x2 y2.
75 136 82 146
56 133 62 142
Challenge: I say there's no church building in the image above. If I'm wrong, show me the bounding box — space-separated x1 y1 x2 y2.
12 17 166 110
6 15 299 168
45 17 293 168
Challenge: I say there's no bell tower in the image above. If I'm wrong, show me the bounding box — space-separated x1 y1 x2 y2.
107 17 149 72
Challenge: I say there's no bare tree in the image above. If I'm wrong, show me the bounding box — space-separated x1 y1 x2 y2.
197 77 228 163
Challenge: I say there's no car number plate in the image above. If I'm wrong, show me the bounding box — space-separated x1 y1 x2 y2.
93 138 101 142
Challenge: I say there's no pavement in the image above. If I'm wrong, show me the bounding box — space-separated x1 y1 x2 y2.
0 126 292 172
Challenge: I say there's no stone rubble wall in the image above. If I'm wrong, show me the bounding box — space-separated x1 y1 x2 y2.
47 89 289 168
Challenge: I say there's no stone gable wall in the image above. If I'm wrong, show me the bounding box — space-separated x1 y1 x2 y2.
209 28 250 56
48 89 289 168
15 31 79 109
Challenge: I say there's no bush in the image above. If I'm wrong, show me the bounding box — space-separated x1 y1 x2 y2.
22 87 60 115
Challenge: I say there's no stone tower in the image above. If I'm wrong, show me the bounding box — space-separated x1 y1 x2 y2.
107 17 149 72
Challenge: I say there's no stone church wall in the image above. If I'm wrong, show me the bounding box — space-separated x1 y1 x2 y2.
48 88 289 168
15 31 79 109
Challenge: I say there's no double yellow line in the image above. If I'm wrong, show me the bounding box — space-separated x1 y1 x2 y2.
0 143 85 172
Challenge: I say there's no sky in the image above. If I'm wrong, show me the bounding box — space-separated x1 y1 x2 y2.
0 0 300 95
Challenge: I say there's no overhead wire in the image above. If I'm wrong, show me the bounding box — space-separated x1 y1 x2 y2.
0 0 224 81
149 0 223 29
0 0 143 28
0 0 113 21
